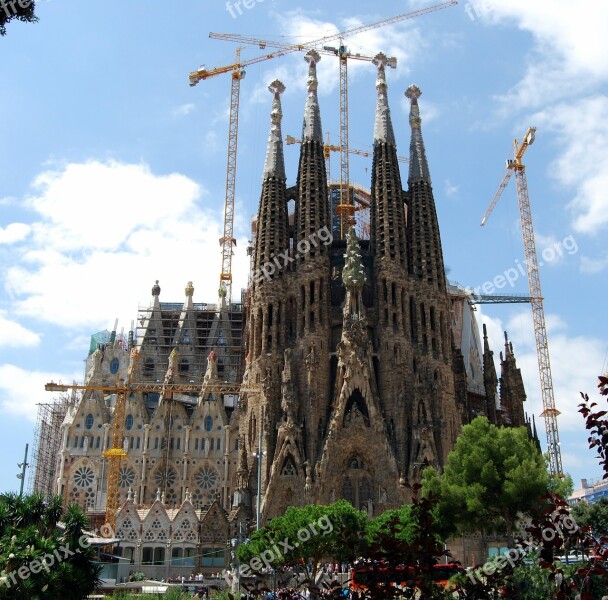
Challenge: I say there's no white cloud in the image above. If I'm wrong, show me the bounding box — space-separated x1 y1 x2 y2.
580 254 608 274
480 309 605 433
444 179 459 198
172 103 195 118
0 364 79 421
0 223 30 245
4 160 251 330
471 2 608 236
479 1 608 110
0 311 40 347
532 97 608 235
249 11 425 100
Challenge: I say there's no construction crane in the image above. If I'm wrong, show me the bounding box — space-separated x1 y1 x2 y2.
480 127 563 477
285 133 409 174
190 2 458 300
45 372 255 532
287 132 408 237
190 48 244 306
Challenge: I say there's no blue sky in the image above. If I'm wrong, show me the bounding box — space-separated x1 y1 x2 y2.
1 0 606 494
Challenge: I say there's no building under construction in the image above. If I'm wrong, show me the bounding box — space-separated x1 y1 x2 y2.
30 52 538 577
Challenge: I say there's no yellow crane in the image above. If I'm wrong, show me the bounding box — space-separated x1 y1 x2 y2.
209 2 458 237
190 2 458 301
480 127 563 477
286 132 408 238
45 368 255 532
285 132 409 174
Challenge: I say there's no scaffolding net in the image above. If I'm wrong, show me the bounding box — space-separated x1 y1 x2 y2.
29 395 71 498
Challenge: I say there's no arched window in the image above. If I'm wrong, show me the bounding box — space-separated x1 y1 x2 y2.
204 416 213 432
179 358 189 373
125 415 134 430
110 357 120 374
85 414 94 430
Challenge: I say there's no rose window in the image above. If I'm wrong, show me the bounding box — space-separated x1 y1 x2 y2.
119 467 136 489
155 468 177 488
195 467 218 489
74 466 95 488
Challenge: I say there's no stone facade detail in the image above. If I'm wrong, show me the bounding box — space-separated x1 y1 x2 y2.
49 53 536 571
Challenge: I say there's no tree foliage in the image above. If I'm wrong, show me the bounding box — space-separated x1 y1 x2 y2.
0 0 38 36
571 497 608 538
236 500 366 585
422 416 549 538
0 493 101 599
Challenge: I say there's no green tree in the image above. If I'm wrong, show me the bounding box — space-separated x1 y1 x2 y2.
547 472 574 499
422 416 548 540
236 500 366 585
358 493 449 600
0 0 38 36
0 493 101 599
571 497 608 537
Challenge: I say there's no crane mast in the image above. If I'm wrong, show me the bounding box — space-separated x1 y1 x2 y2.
206 0 455 242
337 43 352 236
219 49 243 305
481 127 563 477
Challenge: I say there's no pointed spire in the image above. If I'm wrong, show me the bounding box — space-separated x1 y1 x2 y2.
405 84 431 183
302 50 322 142
483 323 490 352
184 281 194 309
373 53 396 145
263 80 286 180
504 331 512 358
482 322 498 424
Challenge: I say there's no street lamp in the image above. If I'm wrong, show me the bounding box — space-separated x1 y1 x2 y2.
230 518 251 593
16 444 29 496
252 424 266 531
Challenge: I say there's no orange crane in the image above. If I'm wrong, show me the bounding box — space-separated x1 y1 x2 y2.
286 133 408 238
285 132 409 174
480 127 563 477
45 371 255 532
190 2 458 300
209 2 459 237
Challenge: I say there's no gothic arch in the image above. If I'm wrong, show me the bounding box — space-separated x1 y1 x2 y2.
280 454 298 477
343 389 370 427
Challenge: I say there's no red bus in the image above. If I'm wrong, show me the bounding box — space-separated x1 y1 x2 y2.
350 562 463 592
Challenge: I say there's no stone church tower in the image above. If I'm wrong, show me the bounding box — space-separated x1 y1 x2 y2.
238 52 511 521
47 53 534 558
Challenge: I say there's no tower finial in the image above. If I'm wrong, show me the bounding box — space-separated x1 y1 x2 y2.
302 50 322 142
263 80 286 180
405 84 431 183
373 53 396 145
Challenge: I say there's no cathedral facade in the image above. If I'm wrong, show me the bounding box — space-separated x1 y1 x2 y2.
46 51 533 574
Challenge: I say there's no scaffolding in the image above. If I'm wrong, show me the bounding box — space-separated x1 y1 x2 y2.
135 301 244 388
29 394 72 498
328 182 371 240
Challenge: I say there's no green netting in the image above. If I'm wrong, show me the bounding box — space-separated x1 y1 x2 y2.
89 330 112 355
